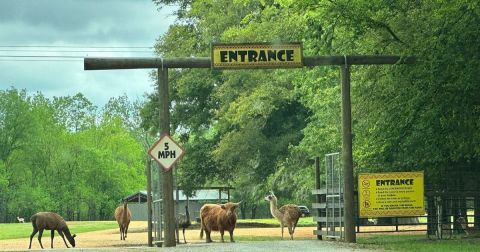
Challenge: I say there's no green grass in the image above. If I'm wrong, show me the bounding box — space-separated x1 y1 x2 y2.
358 234 480 252
0 221 118 240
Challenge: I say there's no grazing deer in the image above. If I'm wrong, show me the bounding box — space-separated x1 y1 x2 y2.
28 212 76 249
17 216 25 223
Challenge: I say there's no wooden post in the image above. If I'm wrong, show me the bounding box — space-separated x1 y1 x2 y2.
146 158 153 247
158 68 176 247
341 61 356 243
175 168 179 244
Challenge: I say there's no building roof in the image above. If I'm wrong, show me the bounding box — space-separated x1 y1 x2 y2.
124 189 230 203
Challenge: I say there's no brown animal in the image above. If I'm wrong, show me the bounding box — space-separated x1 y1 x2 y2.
265 191 301 240
114 200 132 240
28 212 76 249
199 202 240 243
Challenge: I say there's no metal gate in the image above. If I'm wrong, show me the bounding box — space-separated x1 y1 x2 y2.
325 152 344 239
152 165 163 243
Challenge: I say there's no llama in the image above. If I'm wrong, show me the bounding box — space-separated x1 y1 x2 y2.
176 205 191 243
264 191 301 240
17 216 25 223
114 200 132 240
28 212 76 249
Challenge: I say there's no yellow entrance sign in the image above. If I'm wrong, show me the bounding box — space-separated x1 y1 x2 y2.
358 171 425 218
211 43 303 69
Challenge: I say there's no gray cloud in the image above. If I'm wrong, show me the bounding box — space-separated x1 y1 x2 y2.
0 0 176 106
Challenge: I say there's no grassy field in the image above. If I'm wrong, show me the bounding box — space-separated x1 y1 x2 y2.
0 221 118 240
358 234 480 252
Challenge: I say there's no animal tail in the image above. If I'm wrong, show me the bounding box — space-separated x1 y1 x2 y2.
30 214 37 228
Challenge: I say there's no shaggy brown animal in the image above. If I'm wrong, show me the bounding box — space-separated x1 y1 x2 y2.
28 212 76 249
114 200 132 240
199 202 240 243
265 191 301 240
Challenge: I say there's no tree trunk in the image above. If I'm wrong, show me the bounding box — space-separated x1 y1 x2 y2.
251 204 257 219
427 196 435 235
240 201 247 219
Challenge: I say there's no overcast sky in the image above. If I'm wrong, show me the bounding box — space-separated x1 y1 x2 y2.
0 0 176 107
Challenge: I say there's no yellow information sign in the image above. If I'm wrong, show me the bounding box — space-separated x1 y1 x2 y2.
358 171 425 218
211 43 303 69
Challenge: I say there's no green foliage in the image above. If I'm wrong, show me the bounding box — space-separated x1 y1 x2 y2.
0 88 145 222
145 0 480 215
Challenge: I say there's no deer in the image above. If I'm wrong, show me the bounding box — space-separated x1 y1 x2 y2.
28 212 76 249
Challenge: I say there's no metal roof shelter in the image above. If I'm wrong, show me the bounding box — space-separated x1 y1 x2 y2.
124 188 231 203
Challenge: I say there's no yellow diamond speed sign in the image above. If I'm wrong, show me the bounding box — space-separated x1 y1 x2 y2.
148 134 185 172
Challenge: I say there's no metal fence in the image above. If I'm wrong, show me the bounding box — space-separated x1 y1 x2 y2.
312 155 480 240
314 190 480 240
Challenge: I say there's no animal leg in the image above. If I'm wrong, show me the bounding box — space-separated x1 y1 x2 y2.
37 229 44 249
119 226 124 240
229 229 235 242
124 224 129 239
50 230 55 248
288 225 294 240
281 223 284 240
205 229 213 243
183 228 187 243
220 228 225 243
58 230 69 248
29 228 38 249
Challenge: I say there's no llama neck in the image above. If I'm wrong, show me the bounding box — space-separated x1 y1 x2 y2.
269 198 282 219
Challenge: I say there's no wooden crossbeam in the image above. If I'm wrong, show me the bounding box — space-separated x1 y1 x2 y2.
84 55 415 70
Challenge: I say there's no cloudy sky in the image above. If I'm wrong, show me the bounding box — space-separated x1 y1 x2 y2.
0 0 176 107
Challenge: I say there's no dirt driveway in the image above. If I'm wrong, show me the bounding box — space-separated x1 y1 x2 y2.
1 221 319 250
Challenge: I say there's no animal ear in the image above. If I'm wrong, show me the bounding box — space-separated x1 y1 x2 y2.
73 234 76 238
270 191 275 196
220 204 226 209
